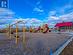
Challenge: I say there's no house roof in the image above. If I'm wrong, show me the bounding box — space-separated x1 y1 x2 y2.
55 22 73 27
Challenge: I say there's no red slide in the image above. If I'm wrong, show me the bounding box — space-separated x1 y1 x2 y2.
43 24 49 33
43 27 49 33
34 26 41 32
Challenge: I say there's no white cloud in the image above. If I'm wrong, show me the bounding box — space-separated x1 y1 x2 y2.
48 3 73 21
0 25 6 29
59 12 73 21
29 18 42 23
33 7 44 12
9 18 42 28
0 8 15 19
10 18 29 26
49 22 56 28
0 8 15 15
58 4 73 14
48 11 73 22
49 11 56 16
63 4 72 10
46 3 73 28
49 16 59 20
49 22 55 25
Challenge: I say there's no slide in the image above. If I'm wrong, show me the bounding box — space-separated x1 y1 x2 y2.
42 24 49 33
29 27 33 32
43 27 49 33
34 26 41 32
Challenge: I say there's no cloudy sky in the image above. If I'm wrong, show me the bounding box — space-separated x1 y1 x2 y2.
0 0 73 28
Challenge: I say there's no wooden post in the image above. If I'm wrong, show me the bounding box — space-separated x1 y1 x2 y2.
29 26 32 32
6 24 9 38
7 24 11 39
6 27 9 38
39 24 40 32
8 24 10 38
9 24 11 39
16 24 18 45
22 27 26 49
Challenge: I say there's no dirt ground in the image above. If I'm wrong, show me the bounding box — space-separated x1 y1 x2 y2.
60 39 73 55
0 32 72 55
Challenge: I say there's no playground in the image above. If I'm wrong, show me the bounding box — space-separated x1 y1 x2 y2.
0 20 72 55
0 0 73 54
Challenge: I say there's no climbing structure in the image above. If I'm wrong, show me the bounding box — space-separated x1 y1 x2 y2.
29 26 33 32
42 24 49 33
34 26 41 32
29 24 49 33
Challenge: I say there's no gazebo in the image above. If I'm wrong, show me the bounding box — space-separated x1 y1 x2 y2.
55 22 73 32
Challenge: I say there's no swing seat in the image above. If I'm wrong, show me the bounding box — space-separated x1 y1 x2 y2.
14 36 19 38
11 32 14 34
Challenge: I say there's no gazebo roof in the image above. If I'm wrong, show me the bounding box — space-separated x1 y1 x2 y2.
55 22 73 27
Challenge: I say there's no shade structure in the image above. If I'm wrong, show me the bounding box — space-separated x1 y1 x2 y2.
55 22 73 28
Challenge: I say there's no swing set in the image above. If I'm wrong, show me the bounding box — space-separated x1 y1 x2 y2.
6 20 27 48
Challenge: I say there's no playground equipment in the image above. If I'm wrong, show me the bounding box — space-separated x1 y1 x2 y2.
9 24 12 39
15 24 19 45
5 24 12 39
34 26 41 33
42 24 49 33
22 27 26 47
6 22 49 49
29 26 33 32
29 24 49 33
6 21 27 49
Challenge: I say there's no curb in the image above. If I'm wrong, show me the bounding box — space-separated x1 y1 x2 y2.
52 36 73 55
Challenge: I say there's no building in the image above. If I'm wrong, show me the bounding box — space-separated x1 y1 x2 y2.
55 22 73 32
0 0 8 8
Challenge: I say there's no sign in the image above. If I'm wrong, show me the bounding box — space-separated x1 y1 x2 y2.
0 0 8 8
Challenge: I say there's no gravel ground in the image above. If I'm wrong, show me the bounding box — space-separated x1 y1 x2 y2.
60 39 73 55
0 39 24 55
0 32 72 55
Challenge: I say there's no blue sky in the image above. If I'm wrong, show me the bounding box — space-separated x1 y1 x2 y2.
0 0 73 28
9 0 73 18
